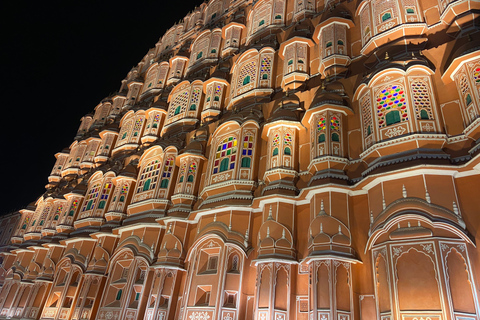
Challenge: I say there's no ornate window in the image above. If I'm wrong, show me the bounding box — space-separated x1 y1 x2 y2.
137 160 161 194
410 78 434 120
142 65 159 93
213 137 238 174
160 157 175 189
376 84 408 128
166 82 203 125
361 93 375 148
98 182 113 209
81 183 101 213
188 162 197 182
68 200 78 217
260 56 272 81
237 61 257 92
241 135 254 168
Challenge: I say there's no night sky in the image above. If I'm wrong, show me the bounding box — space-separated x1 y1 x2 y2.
1 0 204 214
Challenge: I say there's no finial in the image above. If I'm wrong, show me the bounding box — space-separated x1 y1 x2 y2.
320 223 323 233
402 185 407 198
425 189 431 203
407 222 411 228
370 211 374 225
338 225 342 234
267 227 270 237
382 195 386 210
385 52 390 60
453 201 459 216
267 206 274 220
398 223 401 229
214 213 217 222
282 229 286 239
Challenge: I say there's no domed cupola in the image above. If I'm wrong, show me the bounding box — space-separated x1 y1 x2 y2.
302 81 352 185
261 94 303 196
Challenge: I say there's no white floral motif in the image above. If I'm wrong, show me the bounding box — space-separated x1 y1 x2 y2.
213 173 230 183
420 244 434 254
440 243 449 251
392 246 403 258
421 123 434 131
223 313 233 320
189 311 211 320
385 126 406 138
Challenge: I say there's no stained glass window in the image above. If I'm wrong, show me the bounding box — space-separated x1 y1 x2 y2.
273 134 280 147
237 61 256 90
160 157 175 188
242 136 254 156
376 84 408 128
474 67 480 84
260 56 272 80
119 184 128 202
189 162 197 175
69 200 78 216
132 118 144 137
317 117 327 132
179 163 186 183
152 114 160 129
82 183 101 212
411 80 433 120
330 116 340 131
213 137 237 174
284 133 292 145
98 182 113 209
137 160 161 193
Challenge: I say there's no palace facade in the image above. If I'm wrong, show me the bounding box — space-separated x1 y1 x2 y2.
1 0 480 319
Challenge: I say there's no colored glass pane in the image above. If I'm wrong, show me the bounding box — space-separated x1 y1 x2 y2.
213 137 237 174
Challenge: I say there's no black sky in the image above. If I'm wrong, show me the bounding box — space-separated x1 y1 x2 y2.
1 0 204 214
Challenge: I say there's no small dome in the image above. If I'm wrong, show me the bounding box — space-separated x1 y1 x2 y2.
182 139 204 156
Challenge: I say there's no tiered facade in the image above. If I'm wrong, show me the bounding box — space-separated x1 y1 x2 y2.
1 0 480 319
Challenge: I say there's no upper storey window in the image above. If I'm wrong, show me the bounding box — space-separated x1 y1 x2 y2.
249 0 285 38
132 147 177 203
188 30 222 71
230 49 275 101
213 137 238 174
165 81 203 126
357 68 440 149
205 0 225 24
115 111 146 149
358 0 422 53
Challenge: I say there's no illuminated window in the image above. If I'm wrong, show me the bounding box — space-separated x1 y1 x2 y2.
137 160 161 193
213 137 237 174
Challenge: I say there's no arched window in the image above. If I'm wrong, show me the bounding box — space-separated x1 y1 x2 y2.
318 134 326 143
326 42 332 48
262 74 268 80
386 110 401 125
241 157 251 168
143 179 151 191
273 147 279 156
243 76 251 85
376 84 408 128
232 255 239 271
420 109 429 119
190 104 196 110
197 52 203 60
82 183 101 212
213 137 237 174
161 157 175 185
187 175 194 182
116 290 122 301
220 158 230 172
174 106 181 115
179 176 184 182
284 147 291 155
68 200 78 217
382 12 392 21
137 160 161 194
332 133 340 142
466 94 472 106
160 179 169 188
